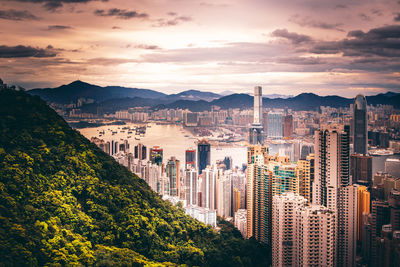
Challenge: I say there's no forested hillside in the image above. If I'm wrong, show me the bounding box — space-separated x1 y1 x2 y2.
0 88 270 266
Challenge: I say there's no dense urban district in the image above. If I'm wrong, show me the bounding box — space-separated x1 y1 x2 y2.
1 78 400 266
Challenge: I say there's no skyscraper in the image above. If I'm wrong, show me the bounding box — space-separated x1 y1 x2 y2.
283 114 293 138
313 125 350 209
353 94 368 154
272 192 307 267
298 154 314 202
351 154 372 185
197 139 210 174
267 113 283 139
185 148 196 168
150 146 163 166
184 167 198 206
134 143 147 160
246 148 272 244
248 86 264 145
201 166 216 210
166 156 180 197
272 192 336 267
356 185 370 242
337 185 358 267
294 204 336 267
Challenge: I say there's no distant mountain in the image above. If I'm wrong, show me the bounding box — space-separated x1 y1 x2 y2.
156 99 212 112
263 94 293 99
28 80 167 104
212 94 253 109
165 89 220 101
21 79 400 112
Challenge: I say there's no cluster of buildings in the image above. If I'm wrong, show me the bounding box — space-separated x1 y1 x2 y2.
243 88 400 266
88 85 400 266
92 136 248 228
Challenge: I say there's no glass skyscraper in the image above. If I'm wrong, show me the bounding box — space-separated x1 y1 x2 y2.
353 94 368 154
197 139 210 174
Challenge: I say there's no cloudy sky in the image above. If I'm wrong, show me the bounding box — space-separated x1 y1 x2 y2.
1 0 400 96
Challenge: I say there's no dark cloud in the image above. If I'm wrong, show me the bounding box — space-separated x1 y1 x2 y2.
289 15 344 31
395 13 400 21
359 13 372 21
0 45 58 58
276 56 324 65
94 8 148 19
271 29 312 44
134 44 161 50
153 14 192 27
47 25 72 30
9 0 108 11
370 9 383 16
335 4 347 9
0 9 39 21
86 57 137 66
310 25 400 57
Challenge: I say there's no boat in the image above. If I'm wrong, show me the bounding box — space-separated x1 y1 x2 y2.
127 136 131 138
135 137 140 140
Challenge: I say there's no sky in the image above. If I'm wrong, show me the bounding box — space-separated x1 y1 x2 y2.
0 0 400 97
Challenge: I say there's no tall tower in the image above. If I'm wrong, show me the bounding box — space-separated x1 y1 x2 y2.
313 125 350 209
249 86 264 145
197 139 210 174
166 156 180 197
185 148 196 168
246 151 272 244
353 94 368 154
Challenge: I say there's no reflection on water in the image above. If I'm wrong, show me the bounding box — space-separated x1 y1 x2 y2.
78 123 247 168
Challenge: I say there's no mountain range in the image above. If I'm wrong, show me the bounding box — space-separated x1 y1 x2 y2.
25 80 400 112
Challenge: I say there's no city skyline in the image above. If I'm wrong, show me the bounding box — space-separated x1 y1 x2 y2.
1 0 400 96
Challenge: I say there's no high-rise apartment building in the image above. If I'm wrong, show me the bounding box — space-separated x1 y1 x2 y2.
298 154 314 202
353 94 368 154
337 185 358 267
197 139 210 174
216 173 232 218
249 86 264 145
267 113 283 139
272 192 307 267
234 209 247 238
246 150 272 244
294 204 336 267
201 167 216 210
150 146 163 166
283 115 293 138
272 192 336 267
185 148 196 168
269 161 300 196
385 158 400 178
166 157 180 197
351 154 372 185
313 125 350 209
356 185 370 242
183 167 198 206
134 143 147 160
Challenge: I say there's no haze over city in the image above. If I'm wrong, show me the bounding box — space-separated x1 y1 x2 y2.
1 0 400 96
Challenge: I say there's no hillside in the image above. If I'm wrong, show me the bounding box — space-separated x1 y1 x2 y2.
0 88 270 266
